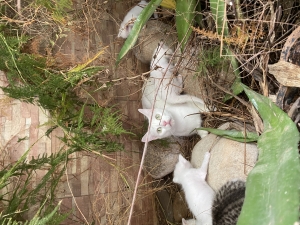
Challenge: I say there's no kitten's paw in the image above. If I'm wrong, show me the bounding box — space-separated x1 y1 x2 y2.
197 130 208 138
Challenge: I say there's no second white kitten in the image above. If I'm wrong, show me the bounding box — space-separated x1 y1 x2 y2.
173 152 215 225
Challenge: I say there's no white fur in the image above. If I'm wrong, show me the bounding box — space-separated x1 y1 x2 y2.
148 41 206 106
173 153 215 225
118 0 148 38
138 100 207 142
140 42 210 142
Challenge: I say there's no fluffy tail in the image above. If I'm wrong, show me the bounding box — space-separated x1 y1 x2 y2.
212 180 246 225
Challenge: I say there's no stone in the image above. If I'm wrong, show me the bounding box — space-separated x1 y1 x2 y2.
133 20 177 64
156 189 174 223
191 122 259 191
143 136 184 179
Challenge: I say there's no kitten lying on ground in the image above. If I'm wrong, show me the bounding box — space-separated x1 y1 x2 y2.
118 0 148 38
139 42 209 142
173 152 215 225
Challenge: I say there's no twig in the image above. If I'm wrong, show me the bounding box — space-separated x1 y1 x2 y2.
17 0 21 16
208 76 251 108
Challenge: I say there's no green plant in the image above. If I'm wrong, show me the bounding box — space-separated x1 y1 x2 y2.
237 85 300 224
0 146 71 224
1 201 64 225
0 33 127 153
176 0 196 51
200 84 300 224
197 46 229 77
30 0 73 23
0 3 130 221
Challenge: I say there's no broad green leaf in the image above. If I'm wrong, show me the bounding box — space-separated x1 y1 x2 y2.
209 0 228 36
199 127 258 142
237 84 300 225
175 0 196 51
116 0 162 65
195 1 204 28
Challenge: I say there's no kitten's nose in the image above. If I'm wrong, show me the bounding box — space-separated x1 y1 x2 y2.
162 120 171 126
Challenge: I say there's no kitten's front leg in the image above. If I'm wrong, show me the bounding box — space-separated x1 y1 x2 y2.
198 152 211 179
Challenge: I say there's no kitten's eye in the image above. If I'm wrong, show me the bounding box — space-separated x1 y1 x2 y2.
155 114 161 120
157 127 162 133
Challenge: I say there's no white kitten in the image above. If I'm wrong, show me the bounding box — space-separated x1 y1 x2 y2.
173 153 215 225
118 0 148 38
138 101 207 142
148 41 206 106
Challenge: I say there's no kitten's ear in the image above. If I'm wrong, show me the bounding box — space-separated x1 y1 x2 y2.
141 132 157 142
138 109 152 119
178 154 187 163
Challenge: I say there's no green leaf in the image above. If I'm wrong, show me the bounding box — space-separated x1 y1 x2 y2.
199 127 259 142
77 104 85 130
175 0 196 51
209 0 242 101
116 0 162 65
195 1 204 28
222 45 243 102
209 0 229 36
237 85 300 225
0 149 29 190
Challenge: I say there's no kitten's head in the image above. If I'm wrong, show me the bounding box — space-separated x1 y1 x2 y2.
138 108 174 142
173 154 193 184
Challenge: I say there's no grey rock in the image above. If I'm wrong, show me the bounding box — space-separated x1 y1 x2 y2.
156 189 174 223
133 20 177 64
143 137 183 179
191 122 259 191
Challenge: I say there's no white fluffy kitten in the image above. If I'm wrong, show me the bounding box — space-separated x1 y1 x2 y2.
173 152 215 225
138 100 207 142
140 42 209 142
118 0 148 38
